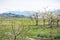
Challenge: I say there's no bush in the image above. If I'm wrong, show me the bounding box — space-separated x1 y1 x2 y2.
37 34 48 38
54 35 60 39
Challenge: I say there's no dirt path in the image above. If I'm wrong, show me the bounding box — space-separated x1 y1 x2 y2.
29 38 42 40
29 38 53 40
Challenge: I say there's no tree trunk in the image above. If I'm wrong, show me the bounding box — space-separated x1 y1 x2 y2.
36 19 38 26
35 13 38 26
43 19 45 27
14 35 16 40
53 21 54 25
57 20 59 27
50 19 53 28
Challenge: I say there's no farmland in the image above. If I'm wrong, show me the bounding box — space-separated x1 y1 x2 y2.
0 18 60 40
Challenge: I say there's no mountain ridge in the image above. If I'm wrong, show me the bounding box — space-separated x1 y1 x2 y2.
0 9 60 18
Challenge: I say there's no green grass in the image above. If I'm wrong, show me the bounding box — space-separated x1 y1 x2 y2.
0 18 60 40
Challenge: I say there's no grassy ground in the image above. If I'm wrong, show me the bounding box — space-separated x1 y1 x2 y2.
0 18 60 40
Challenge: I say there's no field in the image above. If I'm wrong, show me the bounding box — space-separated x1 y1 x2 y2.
0 18 60 40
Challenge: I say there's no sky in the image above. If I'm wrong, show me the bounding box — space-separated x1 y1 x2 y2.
0 0 60 13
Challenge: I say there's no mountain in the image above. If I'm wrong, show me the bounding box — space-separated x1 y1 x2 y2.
0 10 60 18
0 11 36 18
0 13 26 18
53 9 60 14
6 11 36 16
47 9 60 14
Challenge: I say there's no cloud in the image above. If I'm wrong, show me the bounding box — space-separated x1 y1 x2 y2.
0 0 60 13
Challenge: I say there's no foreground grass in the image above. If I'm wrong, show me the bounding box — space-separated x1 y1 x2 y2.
0 18 60 40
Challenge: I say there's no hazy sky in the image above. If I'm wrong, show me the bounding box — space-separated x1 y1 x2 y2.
0 0 60 13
